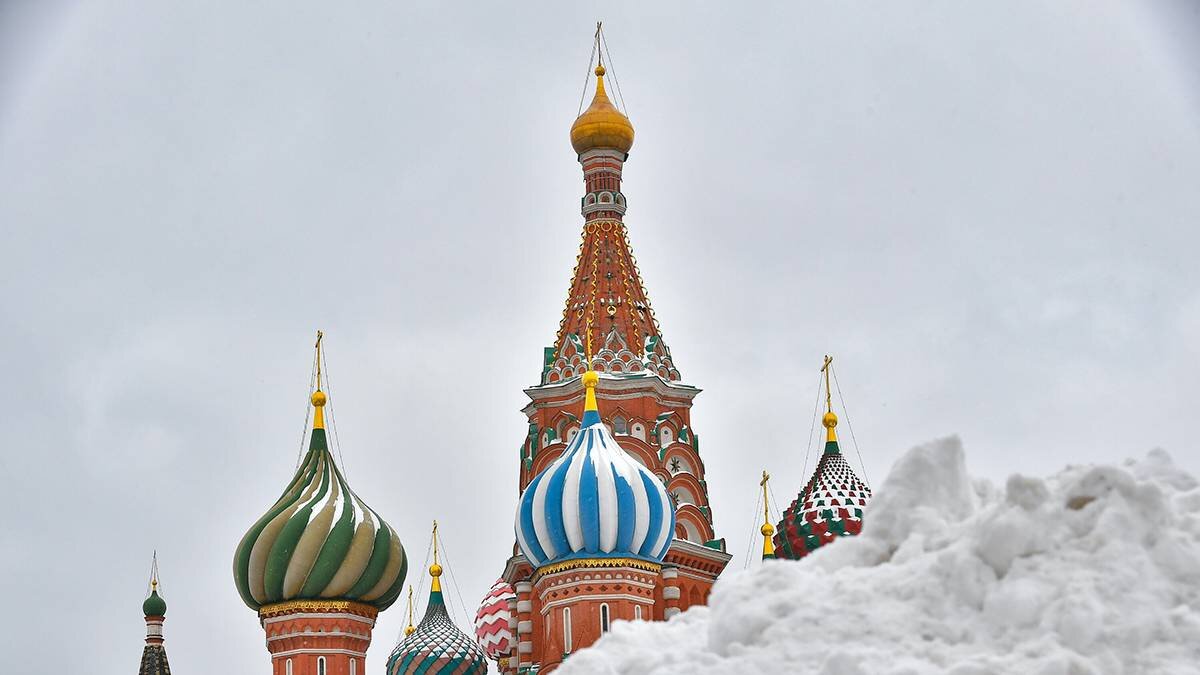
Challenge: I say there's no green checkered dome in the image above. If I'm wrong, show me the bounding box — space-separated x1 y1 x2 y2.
387 559 488 675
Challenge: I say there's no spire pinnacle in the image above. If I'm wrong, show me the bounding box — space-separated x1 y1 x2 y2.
821 355 838 443
581 370 601 427
404 585 416 637
760 471 775 559
312 331 327 429
429 520 443 593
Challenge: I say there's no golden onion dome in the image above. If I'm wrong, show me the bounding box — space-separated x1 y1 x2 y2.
570 65 635 155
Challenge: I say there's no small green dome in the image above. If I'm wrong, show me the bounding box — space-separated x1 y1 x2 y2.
143 588 167 616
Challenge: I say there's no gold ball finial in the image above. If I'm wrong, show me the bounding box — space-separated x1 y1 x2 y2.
429 563 443 578
582 370 600 389
823 411 838 429
404 625 416 637
595 64 606 77
311 390 327 407
760 523 775 537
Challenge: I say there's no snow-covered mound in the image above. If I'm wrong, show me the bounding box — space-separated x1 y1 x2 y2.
561 438 1200 675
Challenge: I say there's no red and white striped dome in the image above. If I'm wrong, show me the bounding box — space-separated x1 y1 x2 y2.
473 578 515 661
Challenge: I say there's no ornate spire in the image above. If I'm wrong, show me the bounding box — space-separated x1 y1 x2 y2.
139 553 171 675
543 34 680 384
760 471 775 560
404 586 416 637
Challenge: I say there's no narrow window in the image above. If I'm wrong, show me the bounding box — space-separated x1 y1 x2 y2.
317 657 326 675
563 607 573 653
350 659 356 675
600 603 611 632
634 605 643 620
286 659 293 675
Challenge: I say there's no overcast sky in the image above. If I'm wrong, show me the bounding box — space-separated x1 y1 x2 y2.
2 1 1198 673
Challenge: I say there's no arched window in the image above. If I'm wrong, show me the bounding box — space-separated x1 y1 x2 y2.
613 416 628 435
634 605 643 620
660 426 674 448
567 426 579 442
600 603 611 633
286 659 293 675
631 423 646 442
563 607 573 653
317 657 326 675
350 660 357 675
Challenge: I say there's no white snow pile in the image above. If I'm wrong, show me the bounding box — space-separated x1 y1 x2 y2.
561 438 1200 675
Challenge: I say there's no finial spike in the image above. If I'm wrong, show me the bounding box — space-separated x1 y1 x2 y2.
429 520 443 592
311 331 327 430
404 585 416 636
760 471 775 559
820 355 838 443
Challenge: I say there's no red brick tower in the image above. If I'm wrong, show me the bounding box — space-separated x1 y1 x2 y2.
501 32 731 673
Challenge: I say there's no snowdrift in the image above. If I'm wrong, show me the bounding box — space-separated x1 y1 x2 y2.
560 438 1200 675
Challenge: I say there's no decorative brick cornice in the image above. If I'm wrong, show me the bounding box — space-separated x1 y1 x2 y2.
258 599 378 620
533 557 661 581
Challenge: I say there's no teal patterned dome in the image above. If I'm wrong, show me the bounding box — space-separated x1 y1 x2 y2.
233 386 407 612
388 584 488 675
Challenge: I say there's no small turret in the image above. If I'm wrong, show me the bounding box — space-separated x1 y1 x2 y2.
138 554 171 675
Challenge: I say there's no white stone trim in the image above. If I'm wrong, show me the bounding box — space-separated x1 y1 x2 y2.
261 612 375 627
271 647 367 658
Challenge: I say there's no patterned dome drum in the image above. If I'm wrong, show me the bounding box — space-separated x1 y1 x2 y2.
773 422 872 560
233 391 407 611
473 578 515 661
515 371 675 568
389 585 488 675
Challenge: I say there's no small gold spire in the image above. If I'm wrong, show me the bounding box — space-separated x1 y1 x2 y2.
312 331 327 430
582 370 599 413
404 585 415 636
821 355 838 442
429 520 443 592
760 471 775 559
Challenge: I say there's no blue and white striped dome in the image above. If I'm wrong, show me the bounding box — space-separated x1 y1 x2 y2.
515 371 675 568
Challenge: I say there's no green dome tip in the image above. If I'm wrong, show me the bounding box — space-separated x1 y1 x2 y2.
143 588 167 617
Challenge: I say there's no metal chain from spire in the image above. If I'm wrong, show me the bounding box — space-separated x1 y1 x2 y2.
831 364 871 488
147 550 161 595
800 368 825 485
577 23 601 116
598 25 629 116
296 345 317 469
316 334 351 479
434 526 474 624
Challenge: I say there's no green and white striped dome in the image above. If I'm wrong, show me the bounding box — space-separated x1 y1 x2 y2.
233 388 407 612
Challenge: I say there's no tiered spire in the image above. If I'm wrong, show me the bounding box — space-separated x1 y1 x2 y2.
543 46 679 384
